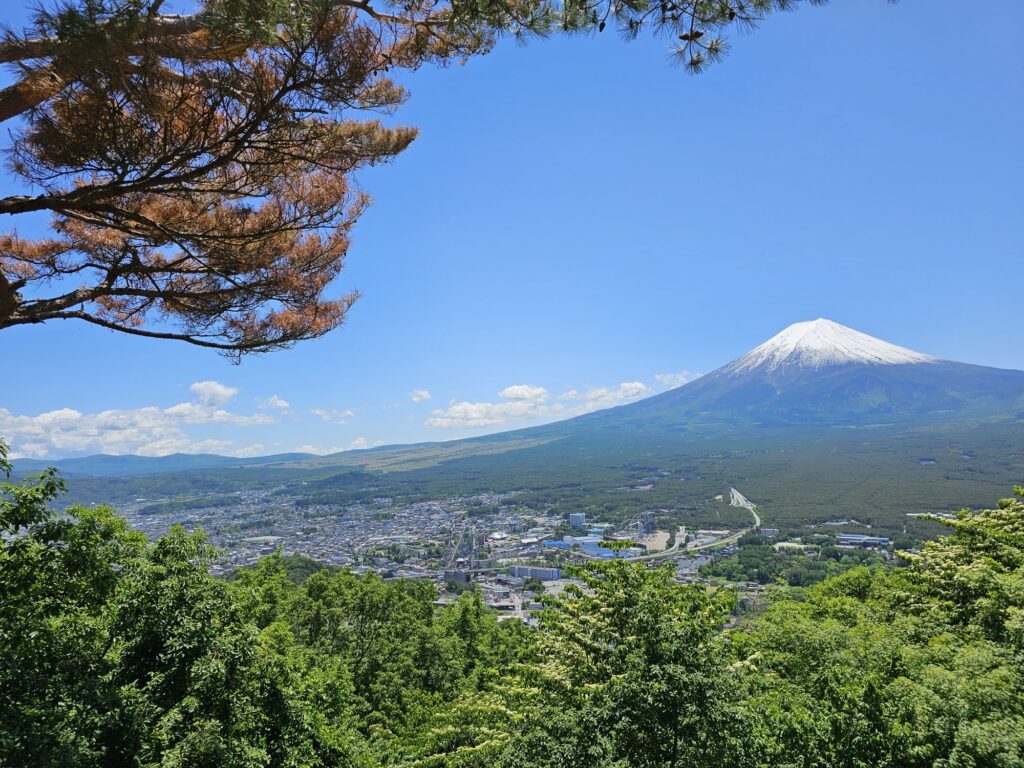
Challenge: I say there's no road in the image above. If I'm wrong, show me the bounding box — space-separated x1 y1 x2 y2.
729 487 761 528
579 489 762 562
626 526 688 562
644 488 762 558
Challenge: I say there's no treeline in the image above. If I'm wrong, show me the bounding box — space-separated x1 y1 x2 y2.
701 533 888 586
3 449 1023 766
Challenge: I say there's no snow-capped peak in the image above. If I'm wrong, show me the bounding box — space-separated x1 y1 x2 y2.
723 319 937 375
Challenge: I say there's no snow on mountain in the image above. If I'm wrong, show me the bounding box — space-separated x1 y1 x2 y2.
721 319 938 376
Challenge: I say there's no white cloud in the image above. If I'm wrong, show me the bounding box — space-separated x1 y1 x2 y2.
425 384 549 429
498 384 549 403
163 402 271 426
349 436 368 450
425 399 543 429
559 381 650 413
233 443 267 457
425 380 649 430
296 444 343 455
190 380 238 406
9 442 49 460
262 395 290 411
0 385 277 459
410 389 432 403
312 408 355 424
654 371 695 389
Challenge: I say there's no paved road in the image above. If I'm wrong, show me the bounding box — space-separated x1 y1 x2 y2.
729 487 761 528
626 526 687 562
687 528 747 552
647 489 762 558
580 489 762 563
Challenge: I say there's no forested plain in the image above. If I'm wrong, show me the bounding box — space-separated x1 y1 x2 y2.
37 418 1024 540
4 439 1024 767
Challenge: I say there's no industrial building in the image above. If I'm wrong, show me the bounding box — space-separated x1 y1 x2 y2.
509 565 562 581
837 533 892 548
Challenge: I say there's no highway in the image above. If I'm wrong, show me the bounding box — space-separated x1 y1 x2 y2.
634 488 762 559
729 487 761 528
578 488 762 563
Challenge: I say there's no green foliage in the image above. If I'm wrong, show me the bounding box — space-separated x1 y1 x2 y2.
502 557 749 768
521 576 545 593
232 552 341 585
3 448 1024 768
730 499 1024 767
902 490 1024 648
703 537 886 586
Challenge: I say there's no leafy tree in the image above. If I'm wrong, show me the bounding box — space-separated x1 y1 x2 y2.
901 487 1024 648
703 538 885 587
0 440 363 766
0 440 142 764
503 546 749 767
388 591 538 767
521 576 545 593
731 491 1024 768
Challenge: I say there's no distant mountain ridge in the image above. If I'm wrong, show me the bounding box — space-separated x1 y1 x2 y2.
12 451 318 477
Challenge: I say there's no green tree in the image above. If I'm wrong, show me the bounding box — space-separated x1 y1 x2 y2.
902 488 1024 647
731 491 1024 768
0 441 143 764
504 546 749 767
0 440 366 766
7 433 1024 768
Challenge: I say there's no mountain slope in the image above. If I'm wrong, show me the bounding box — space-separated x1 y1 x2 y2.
725 318 937 372
556 319 1024 430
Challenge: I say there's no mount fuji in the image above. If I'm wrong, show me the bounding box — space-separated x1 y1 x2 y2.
722 318 937 373
575 318 1024 430
22 318 1024 477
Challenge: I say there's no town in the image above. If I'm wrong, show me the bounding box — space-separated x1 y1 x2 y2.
119 485 895 622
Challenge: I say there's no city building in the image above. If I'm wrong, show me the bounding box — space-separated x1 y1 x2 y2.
569 512 586 530
837 533 892 548
509 565 561 581
639 511 655 534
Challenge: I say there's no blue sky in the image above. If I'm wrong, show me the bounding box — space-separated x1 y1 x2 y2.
1 1 1022 458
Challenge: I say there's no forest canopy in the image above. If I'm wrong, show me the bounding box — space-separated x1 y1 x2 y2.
3 438 1022 767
